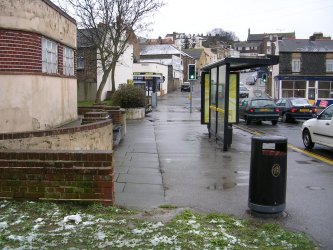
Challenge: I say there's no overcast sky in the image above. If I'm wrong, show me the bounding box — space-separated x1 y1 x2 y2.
144 0 333 40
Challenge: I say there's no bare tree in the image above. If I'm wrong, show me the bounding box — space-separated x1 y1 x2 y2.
61 0 164 103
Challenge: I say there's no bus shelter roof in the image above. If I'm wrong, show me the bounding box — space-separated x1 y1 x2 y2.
201 55 279 72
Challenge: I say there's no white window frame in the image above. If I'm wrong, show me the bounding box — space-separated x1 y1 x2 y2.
42 37 58 74
292 58 300 72
63 46 74 76
326 59 333 72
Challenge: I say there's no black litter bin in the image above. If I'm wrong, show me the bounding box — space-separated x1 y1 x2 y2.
248 136 287 214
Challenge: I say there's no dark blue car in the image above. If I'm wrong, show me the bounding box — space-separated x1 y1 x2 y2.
276 98 317 122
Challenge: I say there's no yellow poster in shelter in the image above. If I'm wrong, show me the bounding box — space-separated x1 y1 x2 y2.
228 74 237 123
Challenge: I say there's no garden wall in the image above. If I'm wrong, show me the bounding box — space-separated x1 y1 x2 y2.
0 119 114 204
0 151 114 204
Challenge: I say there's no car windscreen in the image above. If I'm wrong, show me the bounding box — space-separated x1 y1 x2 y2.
290 99 311 106
251 99 275 107
240 87 248 91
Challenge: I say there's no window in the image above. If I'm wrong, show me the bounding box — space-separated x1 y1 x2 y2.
326 59 333 72
281 80 306 98
319 105 333 120
292 58 300 72
63 46 74 76
318 81 333 98
42 37 58 74
77 57 84 70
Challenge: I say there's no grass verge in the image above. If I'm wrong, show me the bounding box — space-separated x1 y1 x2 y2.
0 200 317 249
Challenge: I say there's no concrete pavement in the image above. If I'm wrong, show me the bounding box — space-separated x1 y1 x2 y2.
114 86 333 249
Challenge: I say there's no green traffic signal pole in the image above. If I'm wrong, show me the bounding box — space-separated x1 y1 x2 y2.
190 81 192 113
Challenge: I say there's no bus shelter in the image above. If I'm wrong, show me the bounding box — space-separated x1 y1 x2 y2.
200 56 279 151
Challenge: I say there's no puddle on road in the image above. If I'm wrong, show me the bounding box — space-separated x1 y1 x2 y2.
207 171 249 190
207 182 248 190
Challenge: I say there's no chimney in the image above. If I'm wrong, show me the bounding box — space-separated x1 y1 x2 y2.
310 32 324 41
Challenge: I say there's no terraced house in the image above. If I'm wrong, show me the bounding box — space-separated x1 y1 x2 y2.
0 0 77 133
273 32 333 107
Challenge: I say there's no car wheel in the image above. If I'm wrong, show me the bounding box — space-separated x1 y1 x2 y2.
282 113 288 123
302 129 315 149
272 120 278 125
245 117 251 125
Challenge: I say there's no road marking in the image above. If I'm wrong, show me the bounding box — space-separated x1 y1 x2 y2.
287 144 333 166
235 124 333 166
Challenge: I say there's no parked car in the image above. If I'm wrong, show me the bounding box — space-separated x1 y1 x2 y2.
276 98 317 122
239 86 249 98
239 98 280 125
302 104 333 149
181 82 191 92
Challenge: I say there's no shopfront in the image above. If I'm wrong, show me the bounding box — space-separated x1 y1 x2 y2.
201 56 279 151
274 76 333 107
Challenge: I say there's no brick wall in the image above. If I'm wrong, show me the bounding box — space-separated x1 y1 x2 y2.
78 106 126 127
0 29 76 77
0 30 41 73
279 52 327 75
0 118 115 204
0 150 114 204
58 44 64 75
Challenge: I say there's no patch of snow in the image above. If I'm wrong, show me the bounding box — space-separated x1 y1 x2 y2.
12 219 23 225
233 220 244 227
96 231 106 241
35 218 44 223
82 221 95 226
33 221 45 230
150 221 164 228
64 224 76 230
8 235 25 242
0 221 8 230
150 235 176 246
187 220 200 229
188 230 202 235
223 232 238 245
63 214 82 224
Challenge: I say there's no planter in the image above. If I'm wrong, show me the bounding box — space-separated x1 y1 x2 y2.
126 108 145 120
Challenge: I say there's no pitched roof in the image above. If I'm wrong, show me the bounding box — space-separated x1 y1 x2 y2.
248 32 295 42
234 42 261 47
278 39 333 52
183 49 203 60
140 44 181 55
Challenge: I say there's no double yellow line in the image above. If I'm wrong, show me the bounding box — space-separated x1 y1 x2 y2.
287 144 333 166
234 124 333 166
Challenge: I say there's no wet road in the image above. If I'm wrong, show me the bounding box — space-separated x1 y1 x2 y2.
237 119 333 162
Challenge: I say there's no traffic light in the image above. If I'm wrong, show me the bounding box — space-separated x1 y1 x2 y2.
262 73 267 83
188 64 196 80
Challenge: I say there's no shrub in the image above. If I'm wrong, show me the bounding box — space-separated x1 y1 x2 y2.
112 84 147 108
